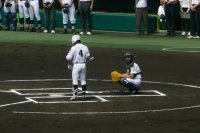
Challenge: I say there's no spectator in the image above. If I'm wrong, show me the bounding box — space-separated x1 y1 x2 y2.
58 0 76 34
188 0 200 39
78 0 94 35
42 0 56 33
135 0 148 35
180 0 190 36
157 1 167 30
161 0 179 37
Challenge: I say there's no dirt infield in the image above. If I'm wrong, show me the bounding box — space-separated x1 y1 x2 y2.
0 44 200 133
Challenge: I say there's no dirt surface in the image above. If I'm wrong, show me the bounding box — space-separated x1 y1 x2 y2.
0 44 200 133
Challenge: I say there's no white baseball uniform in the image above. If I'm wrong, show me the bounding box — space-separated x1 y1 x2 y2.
126 62 142 86
29 0 41 21
18 0 29 19
61 0 76 25
4 0 17 13
66 43 90 86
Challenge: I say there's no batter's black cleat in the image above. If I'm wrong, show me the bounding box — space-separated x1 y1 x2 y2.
133 86 140 94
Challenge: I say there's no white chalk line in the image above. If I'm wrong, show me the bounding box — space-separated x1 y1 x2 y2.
13 104 200 115
162 47 200 53
0 100 31 108
0 79 200 115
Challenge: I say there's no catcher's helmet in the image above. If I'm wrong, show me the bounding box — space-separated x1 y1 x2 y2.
124 52 134 64
71 34 81 45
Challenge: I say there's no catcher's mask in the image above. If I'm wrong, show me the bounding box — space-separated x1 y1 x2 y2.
71 34 81 45
124 52 134 64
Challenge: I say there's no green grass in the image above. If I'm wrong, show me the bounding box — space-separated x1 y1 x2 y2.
0 30 200 51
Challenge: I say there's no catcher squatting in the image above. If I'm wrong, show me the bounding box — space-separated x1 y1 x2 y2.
66 35 142 101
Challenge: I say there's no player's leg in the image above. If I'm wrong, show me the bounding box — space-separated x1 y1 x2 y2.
71 65 80 100
29 5 35 32
80 64 87 100
18 1 25 31
3 3 10 30
32 1 42 32
62 11 68 33
79 2 86 34
10 2 17 31
23 2 30 32
69 4 76 34
0 10 2 30
118 78 141 94
135 8 142 35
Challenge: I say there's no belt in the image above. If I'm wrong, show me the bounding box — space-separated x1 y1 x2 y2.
74 62 85 64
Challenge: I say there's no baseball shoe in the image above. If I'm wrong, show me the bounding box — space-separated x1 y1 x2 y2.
86 31 92 35
181 31 186 36
43 29 48 33
187 35 194 39
79 31 85 35
70 95 77 101
195 36 200 39
51 30 55 34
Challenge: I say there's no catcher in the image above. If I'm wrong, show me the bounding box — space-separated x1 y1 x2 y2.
111 52 142 94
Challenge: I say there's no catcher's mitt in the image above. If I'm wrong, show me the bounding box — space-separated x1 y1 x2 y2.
5 2 12 7
111 71 122 82
24 2 30 8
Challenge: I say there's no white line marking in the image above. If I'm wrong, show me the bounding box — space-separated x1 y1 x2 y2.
0 101 31 108
162 47 200 53
12 104 200 115
94 96 108 102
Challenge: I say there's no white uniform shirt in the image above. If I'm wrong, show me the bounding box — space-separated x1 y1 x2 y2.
191 0 199 4
62 0 71 3
66 43 90 64
128 63 142 79
44 0 53 3
180 0 190 8
136 0 147 8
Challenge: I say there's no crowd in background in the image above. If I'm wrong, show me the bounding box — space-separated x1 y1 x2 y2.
0 0 200 38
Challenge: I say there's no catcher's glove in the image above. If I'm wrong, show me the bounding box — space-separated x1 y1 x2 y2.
5 2 12 7
111 71 122 82
24 2 30 8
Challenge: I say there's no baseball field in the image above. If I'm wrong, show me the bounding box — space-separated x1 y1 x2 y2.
0 30 200 133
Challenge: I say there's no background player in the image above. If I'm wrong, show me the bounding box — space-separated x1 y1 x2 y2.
58 0 76 34
17 0 30 31
66 34 92 101
118 52 142 94
29 0 42 32
4 0 18 31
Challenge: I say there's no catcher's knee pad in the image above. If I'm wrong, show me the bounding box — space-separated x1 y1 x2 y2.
118 78 138 92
